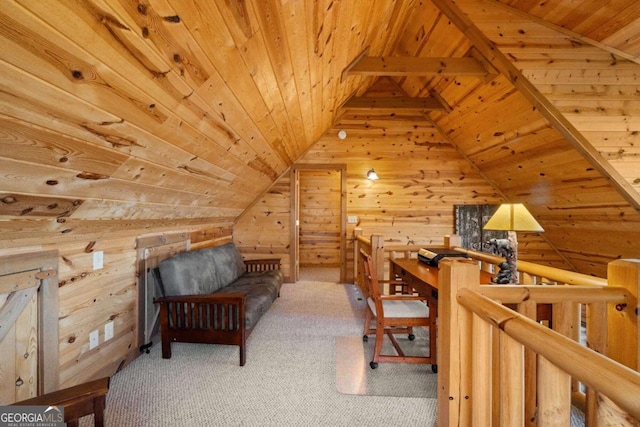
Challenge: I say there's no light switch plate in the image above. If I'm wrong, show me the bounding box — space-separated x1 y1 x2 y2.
347 215 358 224
104 321 114 341
89 330 99 349
93 251 103 270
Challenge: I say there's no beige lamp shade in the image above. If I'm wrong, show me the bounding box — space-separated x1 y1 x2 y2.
483 203 544 232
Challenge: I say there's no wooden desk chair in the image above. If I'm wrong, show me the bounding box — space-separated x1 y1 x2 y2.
360 249 431 369
13 377 110 427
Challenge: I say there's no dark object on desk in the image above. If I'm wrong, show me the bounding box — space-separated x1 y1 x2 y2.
417 248 468 267
492 261 512 284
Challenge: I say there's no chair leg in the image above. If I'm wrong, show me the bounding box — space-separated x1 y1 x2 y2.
362 306 374 339
370 321 385 369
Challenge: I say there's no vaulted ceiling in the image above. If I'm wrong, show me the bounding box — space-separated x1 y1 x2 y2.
1 0 639 274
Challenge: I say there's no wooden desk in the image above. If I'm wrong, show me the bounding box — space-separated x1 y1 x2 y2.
389 258 493 372
389 258 440 371
390 258 440 296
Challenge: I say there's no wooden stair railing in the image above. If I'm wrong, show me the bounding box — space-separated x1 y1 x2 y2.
453 246 636 423
453 246 608 287
351 230 639 426
438 257 639 426
457 287 640 425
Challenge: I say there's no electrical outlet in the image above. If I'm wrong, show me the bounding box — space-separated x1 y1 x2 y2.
347 215 358 224
104 321 114 341
93 251 104 270
89 330 99 350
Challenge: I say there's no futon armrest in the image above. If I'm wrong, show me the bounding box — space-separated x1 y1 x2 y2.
244 258 281 272
154 293 248 362
14 376 110 407
155 293 245 305
155 293 246 332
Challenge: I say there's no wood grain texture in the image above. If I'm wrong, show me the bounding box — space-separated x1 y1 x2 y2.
236 78 567 280
0 0 639 392
299 169 341 267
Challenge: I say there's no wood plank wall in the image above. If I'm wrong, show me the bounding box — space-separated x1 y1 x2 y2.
234 179 292 277
459 1 640 195
235 105 568 281
391 0 640 278
0 223 231 390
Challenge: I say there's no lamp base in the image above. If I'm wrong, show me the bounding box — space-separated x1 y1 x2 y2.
507 230 519 284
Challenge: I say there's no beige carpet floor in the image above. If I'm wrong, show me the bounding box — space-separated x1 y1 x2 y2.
335 334 437 398
77 271 584 426
80 280 438 426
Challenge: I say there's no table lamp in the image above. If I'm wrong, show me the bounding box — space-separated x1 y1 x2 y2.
483 203 544 283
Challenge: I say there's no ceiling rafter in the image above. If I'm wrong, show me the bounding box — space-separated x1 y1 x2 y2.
340 53 491 115
346 56 491 77
342 96 446 111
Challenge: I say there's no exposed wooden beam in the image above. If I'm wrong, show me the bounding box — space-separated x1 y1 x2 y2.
347 56 491 77
341 46 370 82
343 96 446 111
468 47 499 83
431 0 640 212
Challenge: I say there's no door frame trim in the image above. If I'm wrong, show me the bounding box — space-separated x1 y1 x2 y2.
290 164 347 283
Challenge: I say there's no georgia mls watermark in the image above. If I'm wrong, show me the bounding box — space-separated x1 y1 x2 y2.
0 406 64 427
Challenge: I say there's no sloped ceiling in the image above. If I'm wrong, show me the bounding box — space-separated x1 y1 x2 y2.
0 0 410 224
1 0 639 275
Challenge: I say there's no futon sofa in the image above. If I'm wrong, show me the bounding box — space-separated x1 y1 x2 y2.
154 242 283 366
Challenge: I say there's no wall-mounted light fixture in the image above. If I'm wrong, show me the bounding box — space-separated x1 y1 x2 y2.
338 130 347 140
366 169 379 180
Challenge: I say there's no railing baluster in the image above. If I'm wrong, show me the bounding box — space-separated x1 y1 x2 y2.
538 355 571 426
517 299 538 426
499 331 524 426
472 313 492 426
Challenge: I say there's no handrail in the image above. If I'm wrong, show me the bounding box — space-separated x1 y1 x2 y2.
355 234 371 246
457 287 640 420
453 246 608 287
385 244 424 253
479 284 629 304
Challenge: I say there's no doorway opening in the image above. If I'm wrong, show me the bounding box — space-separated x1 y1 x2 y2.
290 164 347 283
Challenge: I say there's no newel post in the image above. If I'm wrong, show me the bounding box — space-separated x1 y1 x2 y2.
444 234 462 249
370 234 385 281
607 259 640 371
438 258 481 427
353 228 363 282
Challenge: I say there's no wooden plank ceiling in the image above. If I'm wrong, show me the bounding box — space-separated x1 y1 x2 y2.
0 0 639 275
0 0 416 225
